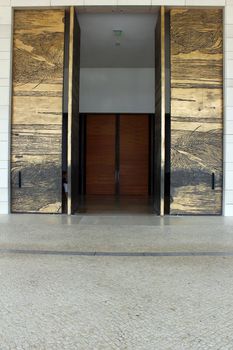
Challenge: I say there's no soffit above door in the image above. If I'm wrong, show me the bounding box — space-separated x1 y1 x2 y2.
77 13 158 68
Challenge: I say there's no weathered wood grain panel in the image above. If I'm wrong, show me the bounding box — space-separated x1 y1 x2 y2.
154 7 165 215
170 9 223 215
11 10 65 213
67 7 81 214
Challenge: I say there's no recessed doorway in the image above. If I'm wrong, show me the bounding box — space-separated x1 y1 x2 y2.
76 113 153 213
63 10 161 214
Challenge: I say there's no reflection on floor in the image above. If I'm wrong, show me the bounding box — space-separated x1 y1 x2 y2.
76 195 155 214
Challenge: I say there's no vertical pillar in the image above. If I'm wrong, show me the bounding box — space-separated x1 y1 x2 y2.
0 5 12 214
224 4 233 215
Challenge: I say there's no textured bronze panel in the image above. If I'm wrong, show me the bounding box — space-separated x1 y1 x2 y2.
11 10 65 213
170 9 223 214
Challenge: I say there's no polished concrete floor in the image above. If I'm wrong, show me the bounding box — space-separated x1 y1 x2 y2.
1 214 233 349
76 195 154 214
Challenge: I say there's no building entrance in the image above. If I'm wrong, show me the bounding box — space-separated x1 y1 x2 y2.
10 7 223 216
75 114 152 213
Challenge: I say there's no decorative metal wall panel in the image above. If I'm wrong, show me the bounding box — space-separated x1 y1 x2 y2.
170 9 223 214
11 10 65 213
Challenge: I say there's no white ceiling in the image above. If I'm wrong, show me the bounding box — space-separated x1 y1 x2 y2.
78 13 158 68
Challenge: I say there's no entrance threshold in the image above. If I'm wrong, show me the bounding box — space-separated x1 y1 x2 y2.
75 195 155 215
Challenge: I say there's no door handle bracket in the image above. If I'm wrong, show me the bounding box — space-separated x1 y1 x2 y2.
211 172 215 190
18 171 22 188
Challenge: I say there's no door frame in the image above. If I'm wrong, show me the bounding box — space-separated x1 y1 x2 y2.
9 5 224 216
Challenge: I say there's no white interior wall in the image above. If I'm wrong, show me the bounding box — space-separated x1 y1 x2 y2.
79 68 155 113
77 13 156 114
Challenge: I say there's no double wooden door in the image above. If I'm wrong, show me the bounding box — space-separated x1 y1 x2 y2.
86 114 149 196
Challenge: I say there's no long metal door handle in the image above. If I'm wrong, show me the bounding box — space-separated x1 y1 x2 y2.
115 170 120 181
18 171 21 188
211 172 215 190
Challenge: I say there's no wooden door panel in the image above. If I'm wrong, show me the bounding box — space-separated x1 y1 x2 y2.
170 9 223 214
11 10 65 213
120 115 149 195
86 115 116 195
